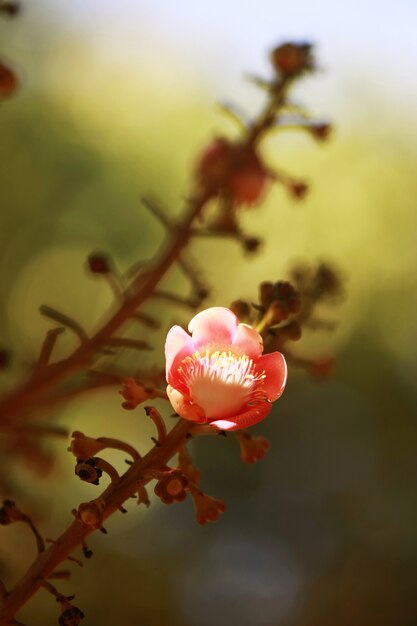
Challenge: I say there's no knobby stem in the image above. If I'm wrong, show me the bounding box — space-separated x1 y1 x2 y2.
0 419 193 624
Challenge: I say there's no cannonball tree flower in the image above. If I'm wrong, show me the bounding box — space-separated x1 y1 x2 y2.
165 307 287 431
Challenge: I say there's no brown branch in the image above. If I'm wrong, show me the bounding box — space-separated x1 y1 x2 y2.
0 418 192 624
0 187 212 426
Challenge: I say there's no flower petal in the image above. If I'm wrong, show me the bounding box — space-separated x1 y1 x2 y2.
209 402 272 431
165 325 195 386
256 352 287 401
167 386 206 423
233 323 263 358
188 307 238 347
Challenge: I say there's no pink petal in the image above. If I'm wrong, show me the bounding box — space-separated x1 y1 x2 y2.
165 325 195 387
188 307 238 348
167 385 206 423
233 323 263 358
255 352 287 401
209 402 272 431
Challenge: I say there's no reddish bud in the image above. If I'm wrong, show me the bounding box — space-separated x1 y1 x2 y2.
228 158 269 205
154 469 189 504
0 60 17 97
289 181 309 200
87 252 111 275
271 42 314 77
311 122 332 141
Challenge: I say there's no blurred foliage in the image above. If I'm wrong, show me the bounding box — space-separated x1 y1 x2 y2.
0 3 416 626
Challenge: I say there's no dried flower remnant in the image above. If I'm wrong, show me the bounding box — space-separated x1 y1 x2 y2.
154 469 189 504
165 307 287 431
189 485 226 525
119 378 150 410
234 430 270 464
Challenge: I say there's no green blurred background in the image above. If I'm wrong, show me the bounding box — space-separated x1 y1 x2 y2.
0 1 416 624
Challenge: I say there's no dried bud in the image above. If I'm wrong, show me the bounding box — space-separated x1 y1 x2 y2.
0 500 22 525
75 459 102 485
229 299 251 322
271 42 314 77
310 122 332 141
69 431 106 459
289 181 309 200
87 252 111 275
154 469 189 504
236 431 270 464
189 487 226 525
243 236 262 254
119 379 149 410
0 60 17 97
59 605 85 626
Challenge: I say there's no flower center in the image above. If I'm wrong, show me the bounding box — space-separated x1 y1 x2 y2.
178 350 266 419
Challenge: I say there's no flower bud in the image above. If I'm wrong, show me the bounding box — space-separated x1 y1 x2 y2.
271 42 314 77
77 501 104 528
69 431 106 459
87 252 111 275
229 300 251 322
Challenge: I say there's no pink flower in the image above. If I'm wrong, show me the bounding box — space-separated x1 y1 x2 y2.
165 307 287 431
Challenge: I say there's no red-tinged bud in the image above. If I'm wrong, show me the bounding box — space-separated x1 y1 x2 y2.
228 161 268 205
87 252 111 275
310 122 332 141
289 181 309 200
235 431 270 464
243 236 262 254
271 42 314 77
0 60 17 97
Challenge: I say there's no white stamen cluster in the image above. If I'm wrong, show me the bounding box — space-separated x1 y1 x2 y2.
177 350 266 419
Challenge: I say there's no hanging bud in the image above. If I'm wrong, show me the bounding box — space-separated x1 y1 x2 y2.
196 137 233 190
242 235 262 254
0 500 22 525
228 149 269 206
